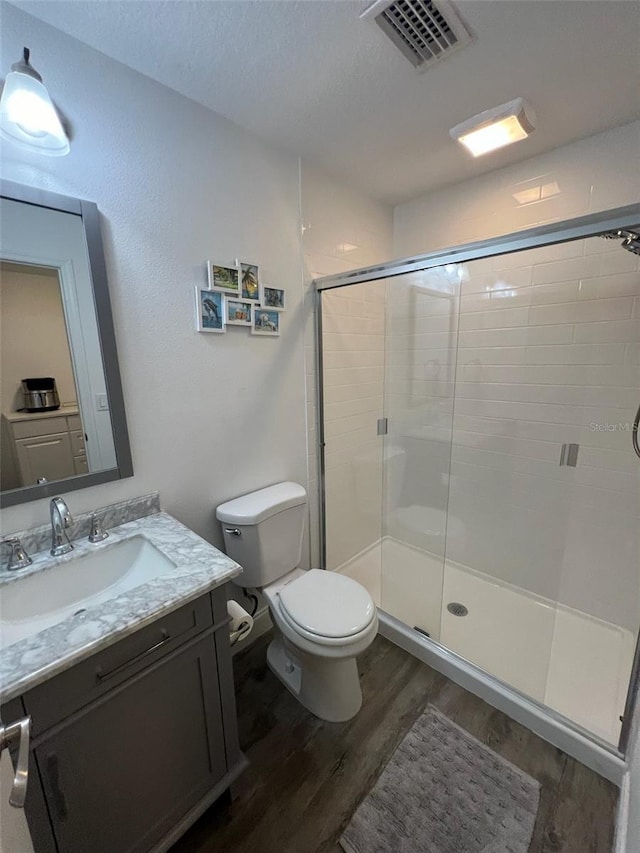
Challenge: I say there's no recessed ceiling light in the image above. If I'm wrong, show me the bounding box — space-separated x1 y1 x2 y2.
450 98 535 158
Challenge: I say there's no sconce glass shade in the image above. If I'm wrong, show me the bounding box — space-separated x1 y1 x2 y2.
0 50 70 156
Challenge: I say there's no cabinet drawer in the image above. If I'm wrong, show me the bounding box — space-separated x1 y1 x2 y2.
25 595 214 736
66 414 82 432
69 429 85 455
12 417 67 439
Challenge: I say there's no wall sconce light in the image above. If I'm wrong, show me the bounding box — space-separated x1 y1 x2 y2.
450 98 535 158
0 47 70 156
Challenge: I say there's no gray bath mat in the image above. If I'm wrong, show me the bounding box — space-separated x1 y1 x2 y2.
341 706 540 853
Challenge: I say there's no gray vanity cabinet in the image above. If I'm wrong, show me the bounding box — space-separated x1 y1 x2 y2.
35 633 225 852
2 587 246 853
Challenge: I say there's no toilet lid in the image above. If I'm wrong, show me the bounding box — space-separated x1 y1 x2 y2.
278 569 375 639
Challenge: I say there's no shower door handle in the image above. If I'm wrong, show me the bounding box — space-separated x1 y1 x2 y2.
632 403 640 460
559 443 579 467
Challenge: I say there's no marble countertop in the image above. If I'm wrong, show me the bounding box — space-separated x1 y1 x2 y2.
0 509 242 703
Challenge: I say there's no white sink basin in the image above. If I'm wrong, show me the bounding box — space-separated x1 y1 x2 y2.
0 536 176 648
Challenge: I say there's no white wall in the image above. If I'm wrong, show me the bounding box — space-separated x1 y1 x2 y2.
300 161 393 566
0 3 308 550
0 265 77 412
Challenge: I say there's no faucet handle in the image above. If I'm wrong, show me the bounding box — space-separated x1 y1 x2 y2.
88 514 109 543
2 538 32 572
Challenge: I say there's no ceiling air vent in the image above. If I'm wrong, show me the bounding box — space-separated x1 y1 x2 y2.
362 0 474 71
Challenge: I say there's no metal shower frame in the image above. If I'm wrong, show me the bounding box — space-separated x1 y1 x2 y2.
314 202 640 761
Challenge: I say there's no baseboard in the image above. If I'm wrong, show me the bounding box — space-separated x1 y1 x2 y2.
614 770 630 853
232 605 272 656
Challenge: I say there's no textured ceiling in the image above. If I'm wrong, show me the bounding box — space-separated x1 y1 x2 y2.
10 0 640 204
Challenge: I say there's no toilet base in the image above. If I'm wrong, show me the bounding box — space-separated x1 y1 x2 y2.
266 633 363 723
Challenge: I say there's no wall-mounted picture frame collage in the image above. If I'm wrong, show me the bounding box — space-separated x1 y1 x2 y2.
195 260 284 336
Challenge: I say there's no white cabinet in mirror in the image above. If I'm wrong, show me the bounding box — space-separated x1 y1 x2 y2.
0 181 132 507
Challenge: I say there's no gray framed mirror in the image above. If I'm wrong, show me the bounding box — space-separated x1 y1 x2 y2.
0 180 133 507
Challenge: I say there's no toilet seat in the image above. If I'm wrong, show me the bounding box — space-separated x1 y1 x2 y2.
277 569 376 646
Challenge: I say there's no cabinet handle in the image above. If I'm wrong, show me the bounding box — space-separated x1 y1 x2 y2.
0 715 31 808
95 630 171 683
45 754 68 821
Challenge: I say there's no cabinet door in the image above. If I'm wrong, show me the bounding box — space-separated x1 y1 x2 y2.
15 432 74 484
72 456 88 475
34 634 226 853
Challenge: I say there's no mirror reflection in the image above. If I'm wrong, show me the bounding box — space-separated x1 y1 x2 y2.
0 197 117 494
0 261 87 489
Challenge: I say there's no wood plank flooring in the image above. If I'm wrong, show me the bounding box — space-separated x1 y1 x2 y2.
171 633 618 853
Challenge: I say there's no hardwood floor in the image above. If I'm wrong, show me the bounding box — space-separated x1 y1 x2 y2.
171 633 618 853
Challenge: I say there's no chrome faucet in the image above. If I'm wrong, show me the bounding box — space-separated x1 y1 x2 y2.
50 497 74 556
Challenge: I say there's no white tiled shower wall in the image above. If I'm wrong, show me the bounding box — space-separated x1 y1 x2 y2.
322 281 386 569
300 162 393 567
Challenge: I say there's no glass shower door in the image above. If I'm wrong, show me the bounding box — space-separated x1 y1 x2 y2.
440 235 639 745
318 215 640 750
320 280 386 605
380 268 461 640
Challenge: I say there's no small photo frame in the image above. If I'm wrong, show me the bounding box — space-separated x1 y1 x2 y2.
252 308 280 336
261 285 285 311
226 299 254 327
195 287 225 333
207 261 240 295
240 262 260 302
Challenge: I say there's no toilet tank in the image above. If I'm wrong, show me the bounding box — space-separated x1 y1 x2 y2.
216 482 307 588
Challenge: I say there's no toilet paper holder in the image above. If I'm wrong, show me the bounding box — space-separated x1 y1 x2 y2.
227 599 254 646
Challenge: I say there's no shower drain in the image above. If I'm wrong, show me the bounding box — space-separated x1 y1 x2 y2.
447 602 468 617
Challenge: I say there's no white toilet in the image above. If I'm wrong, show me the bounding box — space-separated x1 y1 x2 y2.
216 482 378 722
